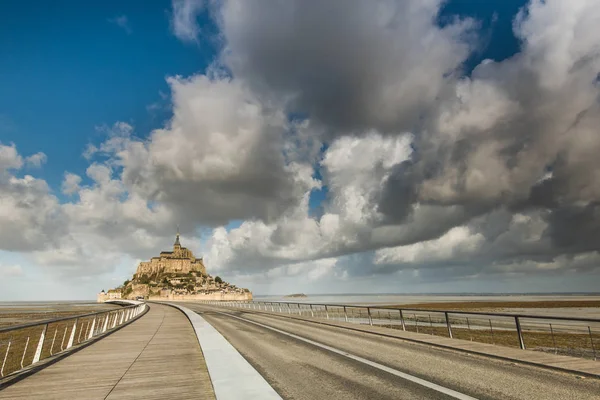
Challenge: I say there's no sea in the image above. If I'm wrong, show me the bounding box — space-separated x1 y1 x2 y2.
252 293 600 306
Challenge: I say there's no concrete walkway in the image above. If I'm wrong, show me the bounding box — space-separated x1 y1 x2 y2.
0 303 215 400
213 304 600 378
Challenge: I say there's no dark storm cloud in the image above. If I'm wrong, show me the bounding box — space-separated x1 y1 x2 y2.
201 0 600 283
220 0 475 136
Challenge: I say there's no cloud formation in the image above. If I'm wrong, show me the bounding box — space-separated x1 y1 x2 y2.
108 15 132 34
202 0 600 285
171 0 205 43
3 0 600 296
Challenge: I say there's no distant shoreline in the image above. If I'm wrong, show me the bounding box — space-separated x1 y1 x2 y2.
256 292 600 297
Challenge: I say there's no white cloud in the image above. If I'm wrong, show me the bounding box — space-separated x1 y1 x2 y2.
203 132 414 273
4 1 600 297
61 172 82 195
0 264 23 278
25 152 47 168
374 226 484 265
0 143 23 171
171 0 205 43
108 15 132 34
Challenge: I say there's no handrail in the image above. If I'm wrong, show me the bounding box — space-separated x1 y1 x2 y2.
0 303 140 334
205 300 600 361
232 301 600 323
0 302 147 379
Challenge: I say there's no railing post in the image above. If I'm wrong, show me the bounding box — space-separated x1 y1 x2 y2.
77 322 83 344
67 318 78 349
102 313 109 333
343 306 348 322
1 340 11 377
32 323 48 364
549 323 557 354
515 316 525 349
287 303 291 314
60 325 68 351
445 312 453 339
112 313 118 328
83 321 90 342
120 310 125 325
88 317 97 340
589 326 597 361
399 309 405 331
21 336 30 369
310 304 314 317
367 308 373 326
325 305 329 320
50 327 58 354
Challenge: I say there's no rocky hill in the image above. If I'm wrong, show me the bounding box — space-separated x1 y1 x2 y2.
98 231 251 302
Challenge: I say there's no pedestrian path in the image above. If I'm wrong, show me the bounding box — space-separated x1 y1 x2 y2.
0 303 215 400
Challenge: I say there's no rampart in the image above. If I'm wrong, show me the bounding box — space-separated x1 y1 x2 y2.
148 292 253 302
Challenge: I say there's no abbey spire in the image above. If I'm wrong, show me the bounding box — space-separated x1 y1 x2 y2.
174 225 181 250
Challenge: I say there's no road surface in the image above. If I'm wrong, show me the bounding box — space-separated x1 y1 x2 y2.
183 304 600 400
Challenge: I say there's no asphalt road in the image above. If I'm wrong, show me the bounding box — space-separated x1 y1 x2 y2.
184 304 600 400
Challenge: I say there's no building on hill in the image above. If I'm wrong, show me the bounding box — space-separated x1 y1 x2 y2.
97 289 122 302
134 230 207 278
98 229 252 302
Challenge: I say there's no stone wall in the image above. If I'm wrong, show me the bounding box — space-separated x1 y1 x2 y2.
136 257 206 276
97 291 122 303
148 292 253 302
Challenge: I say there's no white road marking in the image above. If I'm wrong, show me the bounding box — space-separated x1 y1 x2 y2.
214 310 478 400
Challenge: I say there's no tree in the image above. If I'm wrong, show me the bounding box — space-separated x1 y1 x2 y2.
123 280 130 286
215 276 223 284
186 284 195 293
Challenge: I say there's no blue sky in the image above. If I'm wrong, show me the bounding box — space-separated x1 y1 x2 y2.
0 0 524 194
1 0 215 191
3 0 600 300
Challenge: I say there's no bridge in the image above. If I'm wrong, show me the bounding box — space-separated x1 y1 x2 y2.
1 301 599 399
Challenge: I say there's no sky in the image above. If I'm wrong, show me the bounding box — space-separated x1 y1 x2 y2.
1 0 600 300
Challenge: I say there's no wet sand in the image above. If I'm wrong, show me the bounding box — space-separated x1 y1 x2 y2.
0 302 119 328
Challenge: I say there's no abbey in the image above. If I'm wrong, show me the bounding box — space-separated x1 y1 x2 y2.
134 231 207 277
98 230 252 302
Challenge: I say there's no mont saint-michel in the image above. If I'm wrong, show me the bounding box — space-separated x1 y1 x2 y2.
98 231 252 302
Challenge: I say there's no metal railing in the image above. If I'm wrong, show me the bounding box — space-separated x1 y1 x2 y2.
205 300 600 361
0 302 146 379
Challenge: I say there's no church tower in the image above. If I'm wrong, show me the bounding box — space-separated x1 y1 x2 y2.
174 226 181 253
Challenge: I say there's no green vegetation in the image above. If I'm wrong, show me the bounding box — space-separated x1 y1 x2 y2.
215 276 223 284
122 286 133 297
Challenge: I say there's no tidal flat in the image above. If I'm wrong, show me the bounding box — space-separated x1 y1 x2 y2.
255 294 600 318
0 302 119 328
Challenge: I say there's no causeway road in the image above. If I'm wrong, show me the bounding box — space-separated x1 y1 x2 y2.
183 303 600 400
